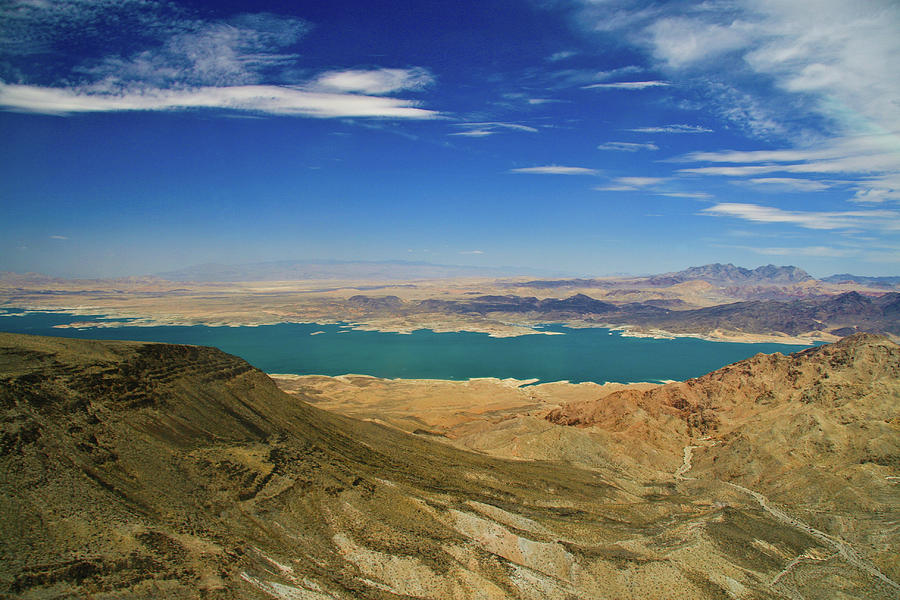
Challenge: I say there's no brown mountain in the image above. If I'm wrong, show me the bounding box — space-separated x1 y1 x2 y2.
342 290 900 340
622 291 900 338
2 332 898 598
647 263 813 287
548 333 900 591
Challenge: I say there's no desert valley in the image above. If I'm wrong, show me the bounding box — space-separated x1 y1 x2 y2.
2 263 899 599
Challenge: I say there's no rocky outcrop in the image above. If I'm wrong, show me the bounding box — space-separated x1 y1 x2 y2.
8 332 878 598
547 334 900 587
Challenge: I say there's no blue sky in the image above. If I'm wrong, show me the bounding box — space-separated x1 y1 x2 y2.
1 0 898 278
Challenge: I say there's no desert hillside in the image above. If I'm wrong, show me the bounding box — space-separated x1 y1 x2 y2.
548 333 900 586
1 332 898 598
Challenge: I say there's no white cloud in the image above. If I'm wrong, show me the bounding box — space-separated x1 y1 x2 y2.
594 176 667 192
678 147 845 164
592 65 643 81
741 0 900 135
49 235 68 240
627 124 712 133
311 68 433 95
853 173 900 203
548 50 577 62
704 82 785 138
583 81 669 90
576 0 900 165
595 185 638 192
616 177 666 187
748 246 857 258
0 7 437 120
676 135 900 201
701 202 900 231
0 82 440 118
680 165 786 177
457 122 538 133
459 250 484 255
746 178 831 192
597 141 659 152
646 17 753 68
657 191 713 199
450 122 538 138
0 0 170 56
80 14 311 89
450 129 494 137
510 166 598 175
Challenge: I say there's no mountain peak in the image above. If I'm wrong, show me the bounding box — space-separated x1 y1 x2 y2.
650 263 813 286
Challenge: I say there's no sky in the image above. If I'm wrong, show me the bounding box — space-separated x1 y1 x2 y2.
1 0 899 278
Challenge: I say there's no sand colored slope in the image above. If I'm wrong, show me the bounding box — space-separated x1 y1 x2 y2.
5 332 894 598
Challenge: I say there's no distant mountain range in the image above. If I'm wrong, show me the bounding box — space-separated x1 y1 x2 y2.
4 262 898 289
155 260 561 282
821 274 900 287
647 263 813 286
518 263 899 292
518 263 817 290
344 289 900 338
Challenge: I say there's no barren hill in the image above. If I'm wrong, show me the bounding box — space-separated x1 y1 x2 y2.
648 263 813 287
3 333 898 598
548 333 900 588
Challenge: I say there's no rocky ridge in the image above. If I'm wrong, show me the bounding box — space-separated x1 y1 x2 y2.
547 333 900 590
9 333 893 598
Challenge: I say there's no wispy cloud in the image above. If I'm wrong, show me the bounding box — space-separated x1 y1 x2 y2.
597 141 658 152
657 191 712 199
311 68 433 95
547 50 577 62
594 176 667 192
592 66 643 81
449 129 495 137
0 6 438 119
745 178 832 192
676 135 900 202
617 177 666 187
49 235 69 240
576 0 900 146
459 250 484 255
450 122 538 138
456 122 538 133
510 166 598 175
745 246 857 258
646 17 753 68
583 81 669 90
77 13 311 89
0 82 440 118
701 203 900 231
627 124 712 134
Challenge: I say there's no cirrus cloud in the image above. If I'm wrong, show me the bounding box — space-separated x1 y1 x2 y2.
597 141 658 152
0 5 439 120
509 165 599 175
701 202 900 231
0 82 440 118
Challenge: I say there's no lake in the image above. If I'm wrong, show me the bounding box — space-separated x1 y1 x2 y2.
0 309 815 384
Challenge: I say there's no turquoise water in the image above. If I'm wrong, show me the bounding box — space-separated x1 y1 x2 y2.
0 309 815 383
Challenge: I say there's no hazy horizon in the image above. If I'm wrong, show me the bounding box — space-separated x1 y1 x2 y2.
3 256 895 282
2 0 899 278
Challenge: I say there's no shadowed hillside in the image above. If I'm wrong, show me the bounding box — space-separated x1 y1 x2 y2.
1 333 898 598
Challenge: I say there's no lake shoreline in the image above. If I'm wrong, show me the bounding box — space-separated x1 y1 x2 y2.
2 304 826 346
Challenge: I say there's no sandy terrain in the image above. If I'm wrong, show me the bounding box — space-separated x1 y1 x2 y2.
2 272 892 343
